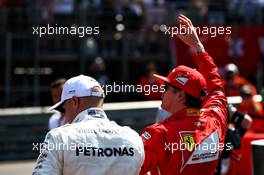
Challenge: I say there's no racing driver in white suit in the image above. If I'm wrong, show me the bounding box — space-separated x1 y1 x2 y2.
32 75 144 175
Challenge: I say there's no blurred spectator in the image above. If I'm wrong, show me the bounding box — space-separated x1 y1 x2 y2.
239 0 259 24
121 0 144 30
40 0 75 18
41 0 75 24
188 0 208 24
89 57 109 86
143 0 165 26
226 0 241 23
51 0 74 14
139 62 163 100
166 0 190 23
49 78 68 130
215 104 253 175
129 0 144 18
207 0 226 24
226 0 264 24
237 85 264 132
40 0 53 23
222 63 257 96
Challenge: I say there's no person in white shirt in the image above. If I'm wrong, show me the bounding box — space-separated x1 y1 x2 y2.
48 78 67 130
33 75 144 175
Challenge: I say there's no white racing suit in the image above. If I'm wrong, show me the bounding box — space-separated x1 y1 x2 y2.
32 108 144 175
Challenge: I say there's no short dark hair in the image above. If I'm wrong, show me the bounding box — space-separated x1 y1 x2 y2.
184 93 202 108
184 89 207 108
165 83 181 93
51 78 66 88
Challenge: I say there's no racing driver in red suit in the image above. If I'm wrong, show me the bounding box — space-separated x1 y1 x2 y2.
140 15 228 175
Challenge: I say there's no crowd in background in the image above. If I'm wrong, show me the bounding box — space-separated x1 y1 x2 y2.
0 0 264 107
1 0 264 30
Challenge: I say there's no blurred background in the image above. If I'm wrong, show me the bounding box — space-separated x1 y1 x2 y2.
0 0 264 107
0 0 264 174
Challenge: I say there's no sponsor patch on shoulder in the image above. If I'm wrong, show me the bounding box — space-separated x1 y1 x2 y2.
142 131 151 140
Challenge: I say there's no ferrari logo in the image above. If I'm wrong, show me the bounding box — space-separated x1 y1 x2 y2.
183 135 195 152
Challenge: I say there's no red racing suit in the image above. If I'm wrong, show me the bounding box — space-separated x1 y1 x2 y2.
140 52 228 175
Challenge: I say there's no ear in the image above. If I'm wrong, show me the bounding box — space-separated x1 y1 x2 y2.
178 91 186 103
72 96 80 108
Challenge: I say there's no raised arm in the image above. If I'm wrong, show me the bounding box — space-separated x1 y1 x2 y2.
176 15 223 94
176 15 227 129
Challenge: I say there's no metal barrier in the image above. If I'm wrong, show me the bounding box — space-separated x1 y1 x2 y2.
0 96 262 161
0 101 160 161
